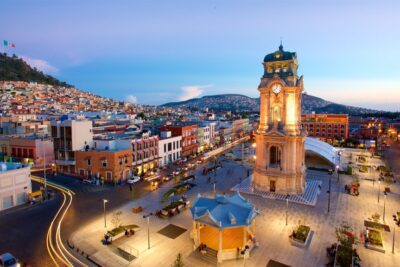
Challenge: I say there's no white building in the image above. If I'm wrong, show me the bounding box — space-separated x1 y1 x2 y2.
201 121 217 145
158 131 182 166
51 119 93 174
0 162 31 211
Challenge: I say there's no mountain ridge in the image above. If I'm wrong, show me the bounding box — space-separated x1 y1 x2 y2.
162 93 387 115
0 53 72 87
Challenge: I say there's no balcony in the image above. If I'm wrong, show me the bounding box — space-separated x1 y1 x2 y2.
55 159 76 166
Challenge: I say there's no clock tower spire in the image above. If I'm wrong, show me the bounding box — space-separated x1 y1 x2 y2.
252 45 306 194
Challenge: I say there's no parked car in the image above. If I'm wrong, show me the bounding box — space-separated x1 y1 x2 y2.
0 253 19 267
82 179 93 184
127 176 141 184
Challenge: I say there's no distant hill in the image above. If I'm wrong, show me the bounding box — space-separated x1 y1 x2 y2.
162 93 384 115
0 53 72 87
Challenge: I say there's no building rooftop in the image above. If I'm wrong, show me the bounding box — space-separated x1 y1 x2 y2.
0 162 30 172
264 44 296 62
190 192 258 228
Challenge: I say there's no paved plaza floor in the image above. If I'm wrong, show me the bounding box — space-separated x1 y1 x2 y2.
70 147 400 267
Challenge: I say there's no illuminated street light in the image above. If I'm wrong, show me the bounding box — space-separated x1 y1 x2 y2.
252 143 256 148
285 194 289 226
103 199 108 228
378 180 381 203
393 214 399 254
383 192 387 223
143 213 153 250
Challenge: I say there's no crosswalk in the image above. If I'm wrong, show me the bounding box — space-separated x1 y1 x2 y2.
231 177 322 206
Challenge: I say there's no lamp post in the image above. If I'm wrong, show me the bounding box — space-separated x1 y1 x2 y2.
212 182 216 195
336 165 339 184
42 140 48 200
378 180 381 203
103 199 108 228
285 194 289 226
143 213 153 249
393 214 399 254
383 192 387 223
327 169 332 213
337 151 342 183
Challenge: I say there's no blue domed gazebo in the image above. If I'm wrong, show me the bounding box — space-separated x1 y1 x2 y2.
190 192 259 263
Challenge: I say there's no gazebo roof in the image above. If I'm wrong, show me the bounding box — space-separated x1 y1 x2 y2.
190 192 259 228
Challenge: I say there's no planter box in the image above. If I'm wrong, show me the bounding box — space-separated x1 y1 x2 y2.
289 226 312 248
366 229 385 253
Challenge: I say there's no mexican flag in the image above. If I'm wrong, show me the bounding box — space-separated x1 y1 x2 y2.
3 40 16 48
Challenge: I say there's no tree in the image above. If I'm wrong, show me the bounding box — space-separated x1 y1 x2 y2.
172 253 184 267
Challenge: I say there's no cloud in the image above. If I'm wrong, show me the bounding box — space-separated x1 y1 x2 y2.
125 95 138 104
20 55 59 74
178 84 212 101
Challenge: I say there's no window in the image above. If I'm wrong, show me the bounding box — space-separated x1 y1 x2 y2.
119 158 123 166
87 159 91 166
102 160 107 167
168 143 172 151
164 144 166 153
269 146 281 168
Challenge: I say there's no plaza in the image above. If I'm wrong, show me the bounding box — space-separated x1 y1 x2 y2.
70 144 400 267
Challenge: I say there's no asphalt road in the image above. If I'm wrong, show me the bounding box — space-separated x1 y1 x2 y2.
0 184 62 266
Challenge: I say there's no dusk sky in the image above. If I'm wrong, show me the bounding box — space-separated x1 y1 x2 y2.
1 0 399 111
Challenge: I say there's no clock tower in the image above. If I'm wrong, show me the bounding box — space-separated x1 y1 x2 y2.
252 44 306 194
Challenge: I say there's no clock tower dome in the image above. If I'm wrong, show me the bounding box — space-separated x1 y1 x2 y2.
252 44 306 194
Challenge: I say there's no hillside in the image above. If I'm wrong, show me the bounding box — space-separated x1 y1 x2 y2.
162 93 382 115
0 53 72 87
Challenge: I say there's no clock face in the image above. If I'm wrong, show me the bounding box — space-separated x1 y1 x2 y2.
272 84 282 94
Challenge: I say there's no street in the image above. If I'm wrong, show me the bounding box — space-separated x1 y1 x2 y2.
0 184 62 266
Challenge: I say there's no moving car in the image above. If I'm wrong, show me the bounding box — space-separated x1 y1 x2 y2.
162 174 173 182
0 253 19 267
127 176 141 184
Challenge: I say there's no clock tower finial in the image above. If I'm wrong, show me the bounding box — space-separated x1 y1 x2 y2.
279 38 283 51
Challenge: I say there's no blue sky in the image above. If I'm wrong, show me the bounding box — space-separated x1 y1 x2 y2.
1 0 400 111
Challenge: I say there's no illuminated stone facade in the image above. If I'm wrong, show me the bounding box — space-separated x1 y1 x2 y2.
252 44 306 194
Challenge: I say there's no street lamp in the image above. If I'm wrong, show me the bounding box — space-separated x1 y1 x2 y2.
336 165 339 184
42 140 48 200
212 182 216 195
285 194 289 226
393 214 399 254
378 180 381 203
103 199 108 228
143 213 153 250
327 169 333 213
383 192 387 223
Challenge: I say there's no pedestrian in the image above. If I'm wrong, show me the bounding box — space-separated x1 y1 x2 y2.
208 176 211 183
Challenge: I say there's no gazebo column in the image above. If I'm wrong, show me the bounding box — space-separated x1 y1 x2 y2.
243 226 247 247
217 229 222 263
196 222 200 246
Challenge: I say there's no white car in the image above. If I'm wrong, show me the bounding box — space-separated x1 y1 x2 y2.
127 176 141 184
0 253 19 267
